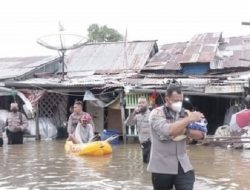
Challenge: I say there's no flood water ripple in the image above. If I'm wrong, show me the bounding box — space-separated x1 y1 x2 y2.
0 140 250 190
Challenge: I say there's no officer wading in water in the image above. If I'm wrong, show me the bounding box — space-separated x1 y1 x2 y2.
125 96 151 163
147 84 206 190
5 103 28 145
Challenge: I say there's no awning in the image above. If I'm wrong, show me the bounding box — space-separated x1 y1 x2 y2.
83 90 119 108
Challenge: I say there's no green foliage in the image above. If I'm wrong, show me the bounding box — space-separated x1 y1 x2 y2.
87 24 123 42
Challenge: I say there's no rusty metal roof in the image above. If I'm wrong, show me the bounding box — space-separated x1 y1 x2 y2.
143 33 222 71
143 42 187 70
0 56 57 80
65 41 157 77
179 33 222 64
143 33 250 72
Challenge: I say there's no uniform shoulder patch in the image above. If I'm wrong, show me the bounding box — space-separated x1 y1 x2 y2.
150 107 164 119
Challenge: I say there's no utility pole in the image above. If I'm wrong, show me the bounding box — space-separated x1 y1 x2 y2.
241 22 250 95
35 103 41 140
119 90 127 144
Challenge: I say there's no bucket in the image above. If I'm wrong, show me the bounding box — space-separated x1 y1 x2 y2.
101 129 120 145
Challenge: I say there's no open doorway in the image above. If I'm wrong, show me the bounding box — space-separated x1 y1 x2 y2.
183 96 233 135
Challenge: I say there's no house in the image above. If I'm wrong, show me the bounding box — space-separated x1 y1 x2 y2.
123 33 250 135
3 35 250 139
0 56 59 139
0 56 59 81
4 41 158 141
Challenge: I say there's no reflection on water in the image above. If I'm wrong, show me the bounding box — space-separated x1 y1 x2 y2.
0 141 250 190
189 145 250 190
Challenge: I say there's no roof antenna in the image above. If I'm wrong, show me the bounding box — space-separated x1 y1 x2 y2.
37 21 88 81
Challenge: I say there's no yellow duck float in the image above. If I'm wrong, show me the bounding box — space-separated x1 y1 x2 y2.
64 135 118 156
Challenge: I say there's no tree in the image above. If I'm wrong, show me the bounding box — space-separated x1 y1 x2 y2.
87 24 123 42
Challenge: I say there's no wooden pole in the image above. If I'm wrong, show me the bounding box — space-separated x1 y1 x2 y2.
35 103 41 140
248 78 250 94
119 90 127 144
61 51 65 81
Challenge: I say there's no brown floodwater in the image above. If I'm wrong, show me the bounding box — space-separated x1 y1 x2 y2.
0 139 250 190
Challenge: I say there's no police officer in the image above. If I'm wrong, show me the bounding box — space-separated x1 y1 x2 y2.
147 84 205 190
125 96 151 163
6 103 28 144
67 101 95 137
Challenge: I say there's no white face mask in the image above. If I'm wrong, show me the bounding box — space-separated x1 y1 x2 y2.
171 101 183 113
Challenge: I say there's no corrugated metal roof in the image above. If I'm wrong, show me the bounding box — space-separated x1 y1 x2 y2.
143 33 222 71
190 33 222 44
65 41 157 77
0 56 58 80
124 77 212 86
143 33 250 72
4 77 106 88
143 42 187 70
179 33 222 64
215 36 250 68
4 72 133 88
124 75 247 95
221 70 250 79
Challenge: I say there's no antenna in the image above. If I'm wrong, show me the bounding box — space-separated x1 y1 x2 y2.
37 22 88 81
123 28 128 82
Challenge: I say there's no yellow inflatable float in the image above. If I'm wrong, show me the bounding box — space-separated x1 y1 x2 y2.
65 138 115 156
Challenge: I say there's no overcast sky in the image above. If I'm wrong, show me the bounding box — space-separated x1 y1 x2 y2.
1 0 250 57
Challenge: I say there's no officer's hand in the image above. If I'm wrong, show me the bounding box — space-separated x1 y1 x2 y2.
188 111 204 122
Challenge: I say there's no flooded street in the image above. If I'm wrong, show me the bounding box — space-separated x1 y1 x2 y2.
0 140 250 190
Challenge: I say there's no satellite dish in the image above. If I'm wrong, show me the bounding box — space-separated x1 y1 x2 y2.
37 33 88 51
37 23 88 80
